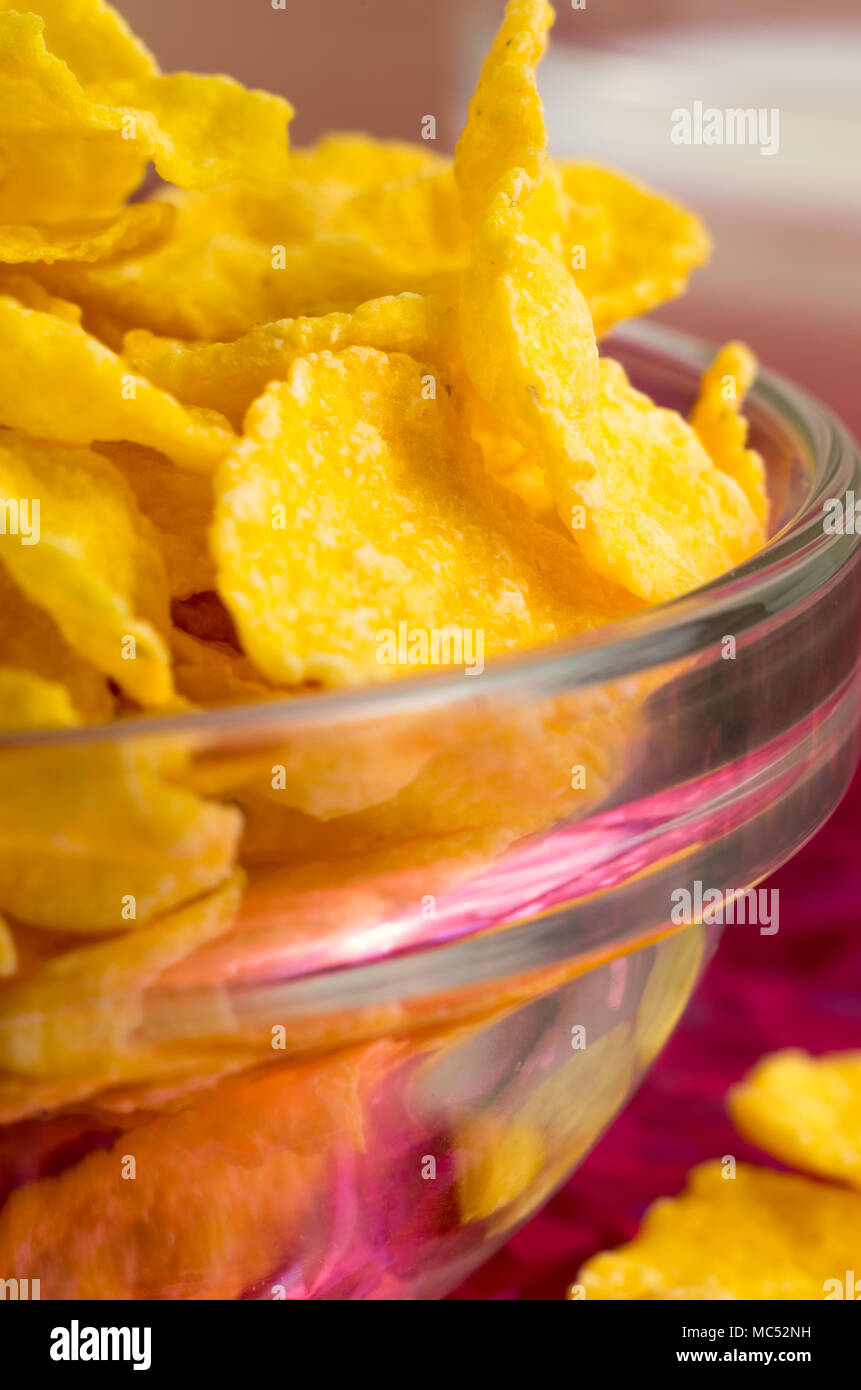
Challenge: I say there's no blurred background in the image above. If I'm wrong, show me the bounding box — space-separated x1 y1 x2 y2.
115 0 861 1299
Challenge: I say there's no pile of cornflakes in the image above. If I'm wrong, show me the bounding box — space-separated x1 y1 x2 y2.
574 1050 861 1300
0 0 770 1039
0 0 774 1299
0 0 767 734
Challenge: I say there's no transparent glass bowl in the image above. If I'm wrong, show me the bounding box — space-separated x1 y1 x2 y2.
0 323 859 1300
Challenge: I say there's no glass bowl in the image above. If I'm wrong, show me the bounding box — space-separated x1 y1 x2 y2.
0 323 858 1301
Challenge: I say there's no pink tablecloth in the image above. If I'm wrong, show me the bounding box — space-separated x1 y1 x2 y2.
452 766 861 1300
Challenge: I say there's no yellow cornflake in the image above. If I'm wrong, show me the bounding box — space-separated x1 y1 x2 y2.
0 12 147 221
0 5 292 206
0 564 113 724
291 132 439 190
559 162 711 335
122 294 457 429
580 358 763 601
37 217 288 345
0 271 83 323
0 201 172 267
459 171 601 519
0 1048 368 1298
185 135 444 247
170 630 276 708
0 0 157 87
462 176 760 602
455 0 554 229
0 873 243 1077
0 738 242 932
331 166 468 276
729 1049 861 1190
577 1161 861 1299
213 346 633 688
0 296 234 471
468 387 556 517
0 433 174 706
691 340 768 529
100 442 216 599
457 1114 545 1223
38 214 423 346
99 73 293 190
0 664 80 734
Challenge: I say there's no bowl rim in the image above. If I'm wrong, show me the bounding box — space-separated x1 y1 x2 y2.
4 319 860 749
